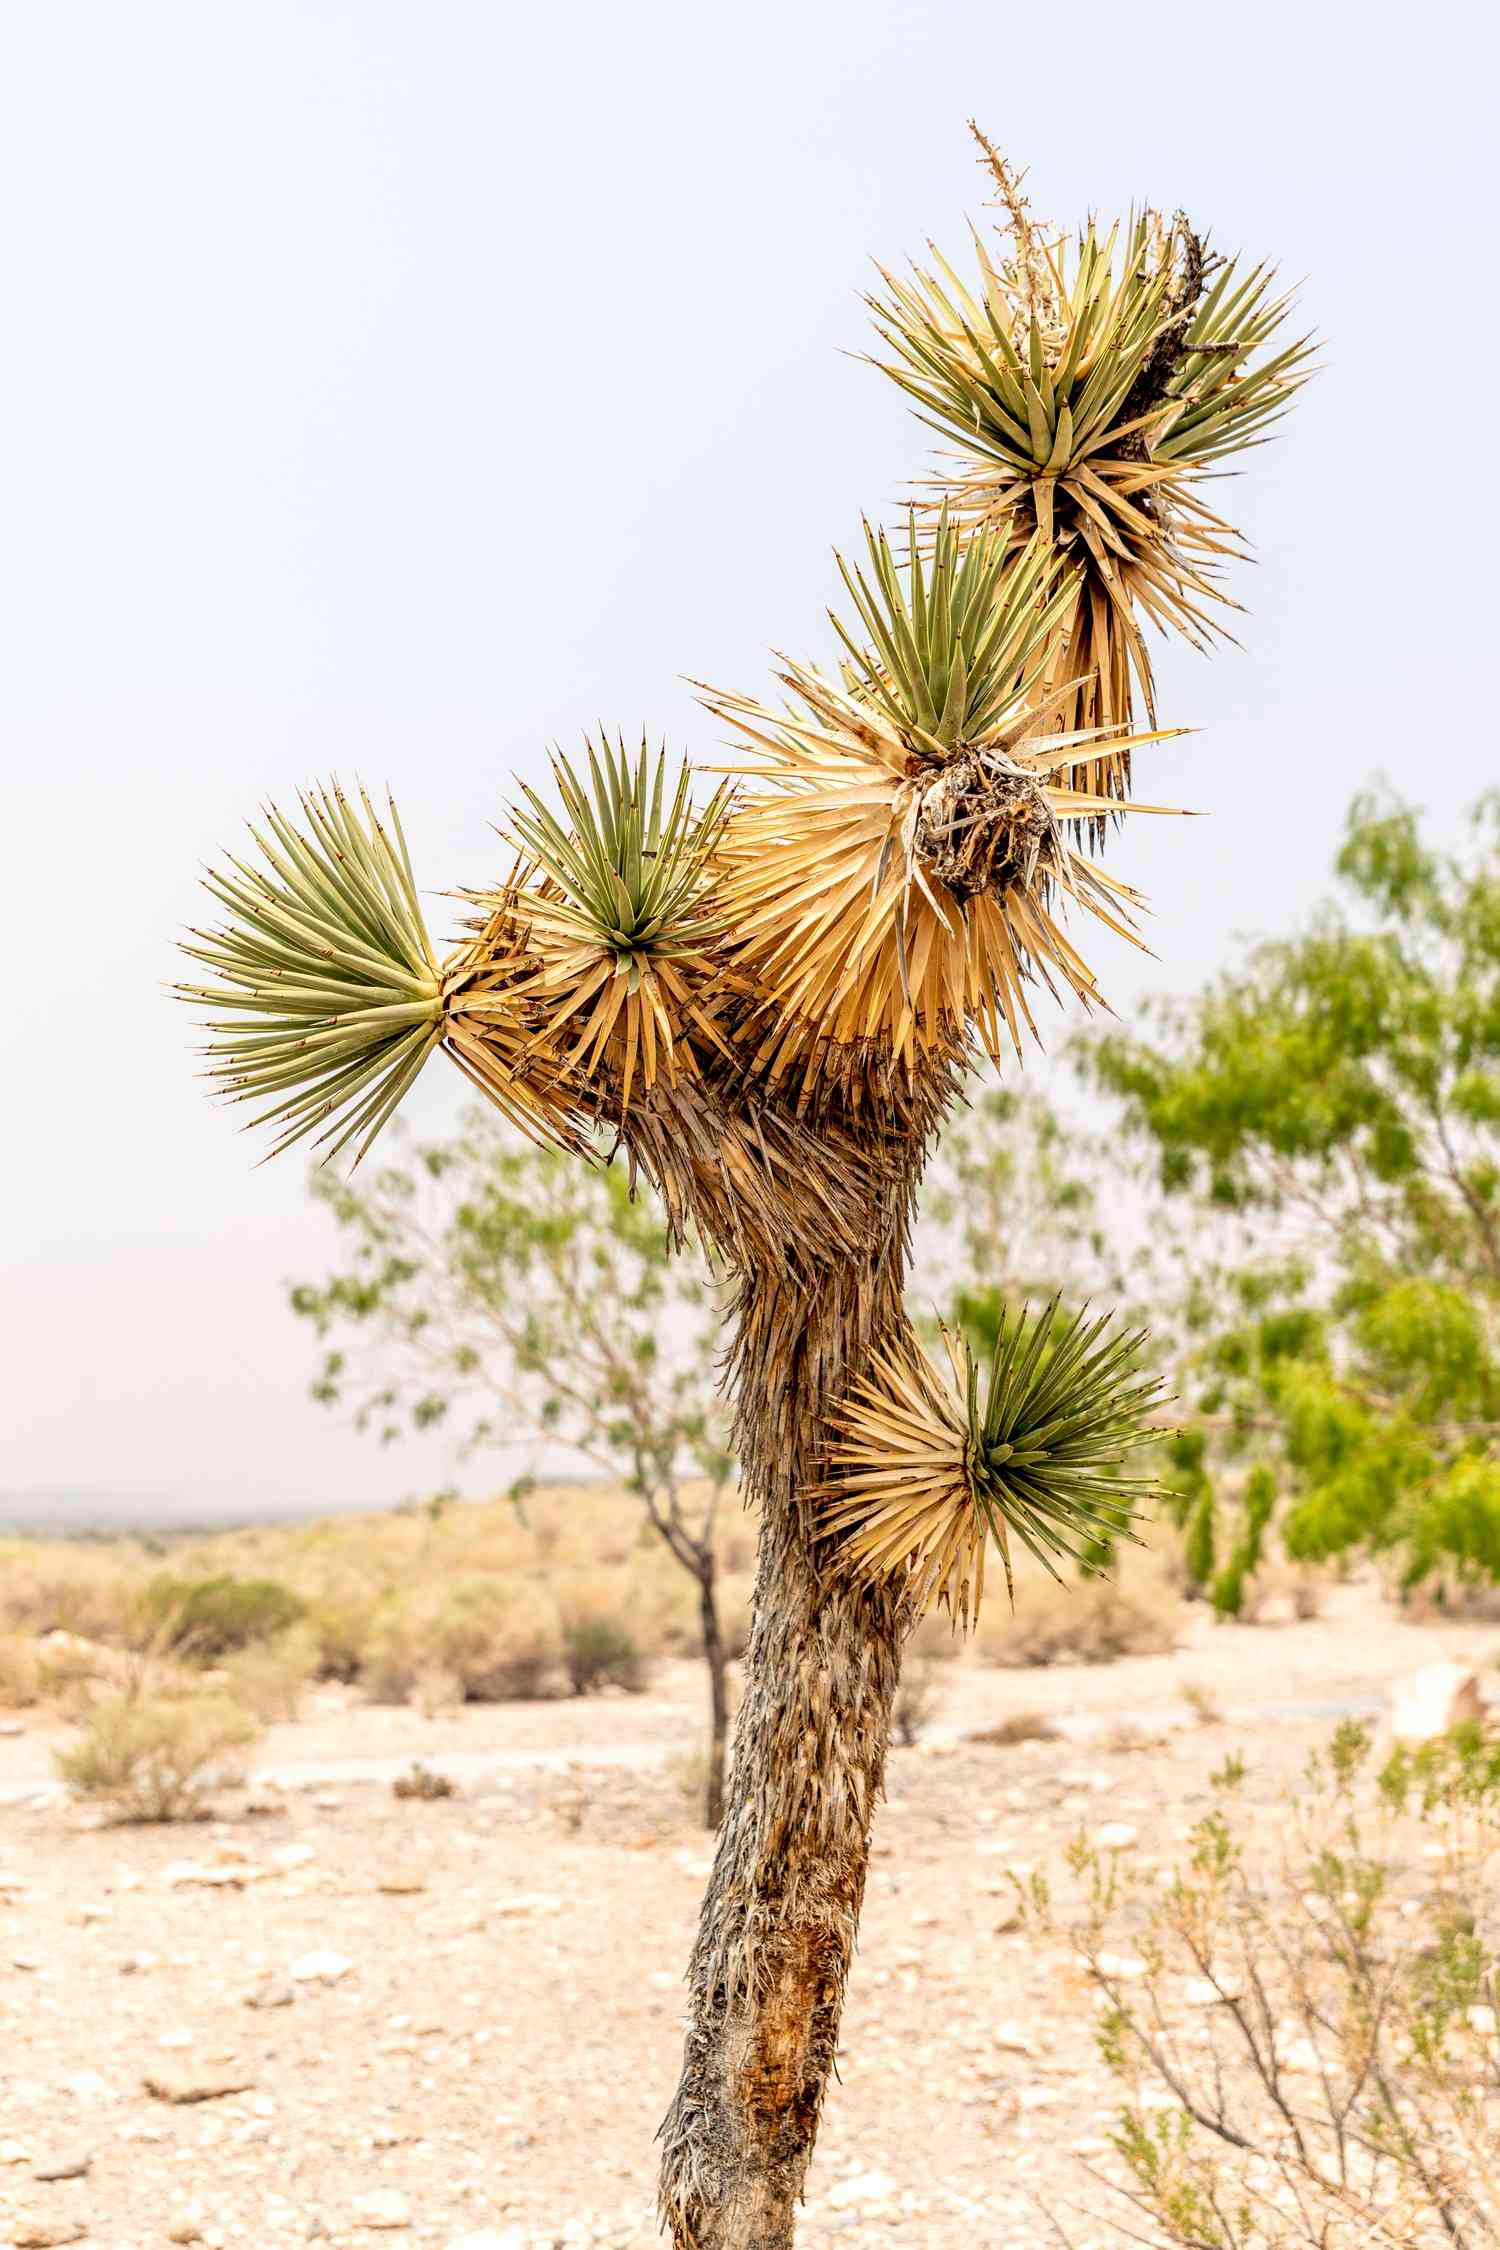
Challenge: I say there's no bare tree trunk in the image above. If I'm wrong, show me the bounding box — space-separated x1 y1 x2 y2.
697 1557 730 1833
654 1099 932 2249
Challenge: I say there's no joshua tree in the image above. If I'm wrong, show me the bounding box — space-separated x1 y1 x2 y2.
176 132 1308 2250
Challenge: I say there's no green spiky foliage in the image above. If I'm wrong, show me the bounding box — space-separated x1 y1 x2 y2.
510 734 730 961
818 1297 1166 1624
830 506 1079 756
709 510 1176 1089
866 132 1313 792
175 784 447 1166
503 735 733 1106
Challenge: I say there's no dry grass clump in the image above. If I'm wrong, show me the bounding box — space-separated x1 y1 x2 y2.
968 1710 1059 1746
0 1539 150 1645
393 1760 456 1801
0 1633 42 1708
55 1689 260 1822
220 1625 321 1723
974 1542 1182 1668
362 1576 567 1704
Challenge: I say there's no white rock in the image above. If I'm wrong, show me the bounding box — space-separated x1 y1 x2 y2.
441 2232 528 2250
352 2188 410 2228
491 1893 563 1919
1094 1952 1148 1981
992 2020 1035 2055
1468 2004 1498 2038
1095 1821 1140 1852
272 1843 316 1870
1 2138 30 2162
827 2170 897 2209
1389 1663 1484 1744
290 1950 352 1984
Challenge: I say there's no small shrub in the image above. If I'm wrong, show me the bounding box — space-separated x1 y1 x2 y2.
143 1574 307 1657
392 1761 455 1800
364 1577 565 1704
560 1610 647 1695
55 1692 260 1822
221 1626 319 1723
1179 1679 1223 1726
304 1585 383 1681
975 1548 1181 1668
0 1544 143 1644
1033 1720 1500 2249
0 1634 42 1708
967 1711 1058 1747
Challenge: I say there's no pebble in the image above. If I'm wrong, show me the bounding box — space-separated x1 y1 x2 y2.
352 2187 411 2228
1 2138 30 2163
992 2020 1035 2055
290 1950 352 1984
1095 1821 1139 1852
442 2234 528 2250
143 2066 256 2105
30 2146 92 2181
12 2221 87 2248
245 1974 296 2010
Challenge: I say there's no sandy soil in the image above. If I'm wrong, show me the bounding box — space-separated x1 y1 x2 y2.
1 1581 1496 2250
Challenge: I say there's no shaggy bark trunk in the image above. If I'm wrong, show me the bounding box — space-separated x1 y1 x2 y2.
698 1557 729 1833
656 1125 925 2249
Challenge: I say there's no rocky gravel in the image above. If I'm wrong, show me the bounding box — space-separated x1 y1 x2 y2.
1 1581 1496 2250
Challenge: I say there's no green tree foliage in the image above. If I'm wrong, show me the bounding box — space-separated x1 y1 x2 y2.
918 1084 1136 1358
289 1111 737 1822
1088 791 1500 1601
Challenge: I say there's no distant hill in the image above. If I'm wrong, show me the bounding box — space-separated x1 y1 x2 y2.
0 1486 394 1538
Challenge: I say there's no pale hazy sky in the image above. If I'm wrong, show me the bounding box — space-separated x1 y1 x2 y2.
3 1 1494 1523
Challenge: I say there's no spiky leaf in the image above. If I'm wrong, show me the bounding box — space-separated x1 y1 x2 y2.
503 736 733 1111
818 1298 1166 1625
175 784 446 1167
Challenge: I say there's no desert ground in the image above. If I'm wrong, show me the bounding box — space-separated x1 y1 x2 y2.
2 1575 1496 2250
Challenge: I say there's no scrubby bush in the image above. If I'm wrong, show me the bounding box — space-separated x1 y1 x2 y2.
221 1625 320 1722
975 1546 1182 1667
0 1634 42 1708
55 1691 260 1821
363 1576 565 1704
393 1761 456 1800
561 1610 647 1695
1031 1720 1500 2248
143 1573 307 1656
0 1543 143 1644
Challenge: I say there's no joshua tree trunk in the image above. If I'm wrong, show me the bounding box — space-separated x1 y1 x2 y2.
650 1079 937 2248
